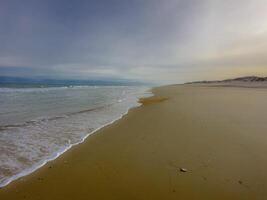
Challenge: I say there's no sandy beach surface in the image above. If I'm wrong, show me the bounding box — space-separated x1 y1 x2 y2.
1 84 267 199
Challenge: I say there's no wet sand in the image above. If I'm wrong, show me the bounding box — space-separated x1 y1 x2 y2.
1 84 267 199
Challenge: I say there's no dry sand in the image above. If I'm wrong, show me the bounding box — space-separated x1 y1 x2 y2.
1 84 267 199
189 81 267 88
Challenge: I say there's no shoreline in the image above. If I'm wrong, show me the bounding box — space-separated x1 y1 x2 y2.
2 84 267 199
0 88 154 189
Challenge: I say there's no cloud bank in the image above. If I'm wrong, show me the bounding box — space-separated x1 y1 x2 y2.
1 0 267 83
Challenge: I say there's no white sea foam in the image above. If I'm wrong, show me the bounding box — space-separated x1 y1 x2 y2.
0 86 152 188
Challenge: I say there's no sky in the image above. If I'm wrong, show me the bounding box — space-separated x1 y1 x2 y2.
1 0 267 84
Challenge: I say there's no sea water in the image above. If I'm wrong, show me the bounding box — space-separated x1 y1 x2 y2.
0 85 151 187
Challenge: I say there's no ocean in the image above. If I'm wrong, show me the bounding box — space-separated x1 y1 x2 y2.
0 84 151 187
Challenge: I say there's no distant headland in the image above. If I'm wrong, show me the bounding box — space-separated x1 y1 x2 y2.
186 76 267 88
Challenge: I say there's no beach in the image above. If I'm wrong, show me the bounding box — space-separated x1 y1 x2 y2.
1 84 267 199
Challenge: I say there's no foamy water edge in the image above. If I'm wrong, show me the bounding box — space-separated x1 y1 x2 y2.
0 89 153 188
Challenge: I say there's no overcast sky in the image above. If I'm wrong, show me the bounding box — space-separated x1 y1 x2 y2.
1 0 267 83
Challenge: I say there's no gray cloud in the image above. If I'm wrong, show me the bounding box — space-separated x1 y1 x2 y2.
1 0 267 83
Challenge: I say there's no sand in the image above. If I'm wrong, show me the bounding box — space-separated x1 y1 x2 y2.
189 81 267 88
1 84 267 199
